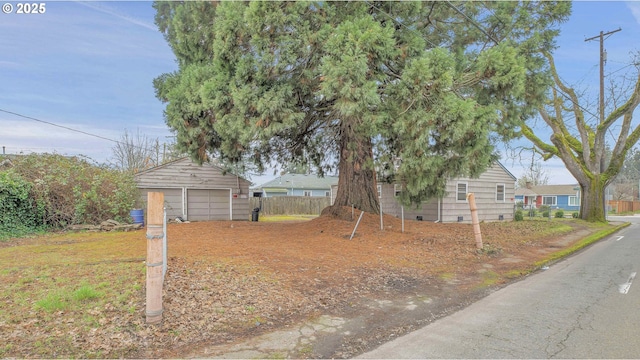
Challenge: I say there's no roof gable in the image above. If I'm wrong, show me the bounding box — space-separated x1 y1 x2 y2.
494 161 517 181
134 157 251 187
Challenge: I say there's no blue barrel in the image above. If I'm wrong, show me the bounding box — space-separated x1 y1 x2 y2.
130 209 144 225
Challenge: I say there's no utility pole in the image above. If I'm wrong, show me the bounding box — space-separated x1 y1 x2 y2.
585 28 621 127
585 28 621 219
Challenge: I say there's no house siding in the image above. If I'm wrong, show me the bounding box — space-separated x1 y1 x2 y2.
515 184 581 212
334 162 515 223
137 187 184 220
396 163 515 223
134 158 250 221
515 195 579 212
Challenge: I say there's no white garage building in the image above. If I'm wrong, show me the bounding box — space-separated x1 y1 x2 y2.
134 157 251 221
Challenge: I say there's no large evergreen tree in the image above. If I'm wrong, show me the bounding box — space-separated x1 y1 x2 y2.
154 1 570 214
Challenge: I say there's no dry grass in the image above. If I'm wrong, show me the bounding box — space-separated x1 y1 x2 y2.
0 214 622 358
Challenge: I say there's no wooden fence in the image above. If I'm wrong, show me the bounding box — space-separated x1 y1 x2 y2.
250 196 331 215
608 200 640 213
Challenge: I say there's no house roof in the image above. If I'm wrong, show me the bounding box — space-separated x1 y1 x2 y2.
515 184 580 196
134 157 251 184
257 173 339 190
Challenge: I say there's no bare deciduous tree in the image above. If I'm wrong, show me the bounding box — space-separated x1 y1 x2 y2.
110 129 157 172
516 151 550 189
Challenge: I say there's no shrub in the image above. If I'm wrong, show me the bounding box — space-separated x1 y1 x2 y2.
527 208 537 217
514 210 524 221
0 170 44 238
572 212 579 218
8 154 138 227
555 210 564 218
542 210 550 218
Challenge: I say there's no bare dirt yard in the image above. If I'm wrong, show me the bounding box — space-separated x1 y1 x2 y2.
0 210 621 358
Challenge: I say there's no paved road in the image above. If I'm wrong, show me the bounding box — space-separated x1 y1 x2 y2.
359 216 640 359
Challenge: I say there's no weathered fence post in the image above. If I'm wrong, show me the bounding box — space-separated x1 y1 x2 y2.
146 192 164 324
467 193 483 250
162 207 167 280
379 198 384 230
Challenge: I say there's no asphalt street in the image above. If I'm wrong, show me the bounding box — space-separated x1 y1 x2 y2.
359 215 640 359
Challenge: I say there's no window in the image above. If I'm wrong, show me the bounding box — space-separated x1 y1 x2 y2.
542 196 557 206
303 190 312 197
377 184 382 198
325 191 331 197
394 184 402 197
568 196 579 206
457 182 468 202
496 184 505 202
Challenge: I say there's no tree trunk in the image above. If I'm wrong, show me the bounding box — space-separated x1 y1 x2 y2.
326 122 379 217
580 177 606 222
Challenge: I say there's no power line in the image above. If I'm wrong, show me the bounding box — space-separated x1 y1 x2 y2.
0 108 119 144
444 1 499 44
366 1 438 48
0 108 164 154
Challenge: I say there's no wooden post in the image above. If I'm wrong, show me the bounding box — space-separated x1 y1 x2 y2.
146 192 164 324
379 198 383 230
467 193 483 250
350 211 365 241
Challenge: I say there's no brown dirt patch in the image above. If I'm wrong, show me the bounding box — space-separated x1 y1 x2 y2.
0 210 611 358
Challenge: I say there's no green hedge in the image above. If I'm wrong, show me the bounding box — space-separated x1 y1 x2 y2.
1 154 138 235
0 170 43 237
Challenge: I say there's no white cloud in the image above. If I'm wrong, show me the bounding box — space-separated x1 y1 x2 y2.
77 1 157 32
627 2 640 24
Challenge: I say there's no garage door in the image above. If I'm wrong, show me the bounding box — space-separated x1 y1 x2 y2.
138 188 183 220
187 189 230 221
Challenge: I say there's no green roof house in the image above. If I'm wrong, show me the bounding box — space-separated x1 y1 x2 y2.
254 173 338 198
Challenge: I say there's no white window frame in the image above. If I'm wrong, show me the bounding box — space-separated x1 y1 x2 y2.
542 196 557 206
456 182 468 202
496 184 505 202
303 190 312 197
394 184 402 197
568 196 579 206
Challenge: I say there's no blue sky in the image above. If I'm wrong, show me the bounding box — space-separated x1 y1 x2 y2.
1 1 640 185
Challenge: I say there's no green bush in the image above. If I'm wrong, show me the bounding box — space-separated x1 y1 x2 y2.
572 212 579 218
527 208 537 217
7 154 138 228
542 210 550 218
514 210 524 221
555 210 564 218
0 170 44 238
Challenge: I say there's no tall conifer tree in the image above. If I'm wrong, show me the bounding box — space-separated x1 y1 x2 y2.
154 1 570 214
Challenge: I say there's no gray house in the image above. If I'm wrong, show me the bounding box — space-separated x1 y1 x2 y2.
134 157 251 221
332 162 516 223
254 173 338 198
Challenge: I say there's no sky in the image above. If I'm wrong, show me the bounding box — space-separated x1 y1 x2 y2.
2 1 640 186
